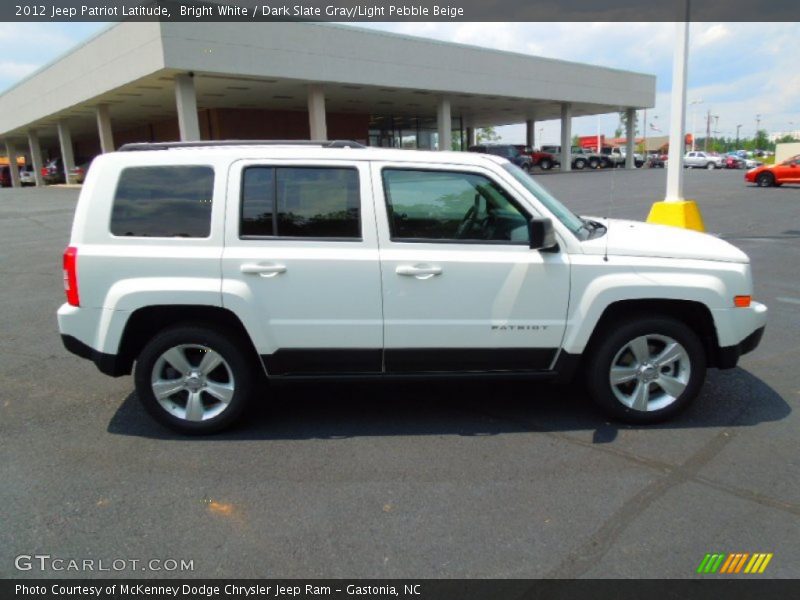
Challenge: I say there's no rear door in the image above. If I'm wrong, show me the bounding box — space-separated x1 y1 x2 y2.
221 159 383 375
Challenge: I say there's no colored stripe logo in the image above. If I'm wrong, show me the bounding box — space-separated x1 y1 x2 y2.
697 553 773 574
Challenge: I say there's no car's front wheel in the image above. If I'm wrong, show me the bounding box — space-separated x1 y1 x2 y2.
135 324 257 434
574 159 586 170
706 162 716 170
586 316 706 424
756 173 774 187
539 159 553 170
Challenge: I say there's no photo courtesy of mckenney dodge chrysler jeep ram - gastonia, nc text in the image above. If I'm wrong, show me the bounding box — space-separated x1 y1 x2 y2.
58 140 767 434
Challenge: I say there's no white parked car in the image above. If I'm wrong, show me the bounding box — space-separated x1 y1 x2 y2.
58 141 767 434
684 151 723 169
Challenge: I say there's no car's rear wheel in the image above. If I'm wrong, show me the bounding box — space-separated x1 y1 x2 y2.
589 158 600 169
539 159 553 171
756 173 774 187
134 324 256 434
574 159 586 170
586 316 706 424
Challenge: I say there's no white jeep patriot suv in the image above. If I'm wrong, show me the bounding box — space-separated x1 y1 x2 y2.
58 141 767 434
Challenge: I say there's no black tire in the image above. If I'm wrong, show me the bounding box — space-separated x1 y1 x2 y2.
134 324 257 434
706 162 715 170
574 158 586 170
756 173 774 187
585 316 706 424
589 158 600 169
539 158 553 171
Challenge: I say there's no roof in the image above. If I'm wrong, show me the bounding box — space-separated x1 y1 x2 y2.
0 21 656 145
97 142 511 167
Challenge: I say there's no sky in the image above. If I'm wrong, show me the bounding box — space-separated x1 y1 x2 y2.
1 21 798 146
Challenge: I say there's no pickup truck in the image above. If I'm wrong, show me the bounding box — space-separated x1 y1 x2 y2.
684 151 723 170
601 148 644 168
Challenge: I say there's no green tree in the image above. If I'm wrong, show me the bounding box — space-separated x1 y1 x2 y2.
617 110 639 139
476 127 501 143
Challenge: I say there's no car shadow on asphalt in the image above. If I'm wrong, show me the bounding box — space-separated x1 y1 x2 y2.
107 367 790 443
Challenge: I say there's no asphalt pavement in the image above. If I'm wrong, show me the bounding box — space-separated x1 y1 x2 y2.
1 167 798 579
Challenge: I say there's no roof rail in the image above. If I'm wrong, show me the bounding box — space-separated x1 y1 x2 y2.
117 140 366 152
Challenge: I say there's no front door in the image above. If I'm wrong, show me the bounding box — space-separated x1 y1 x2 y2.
371 162 570 373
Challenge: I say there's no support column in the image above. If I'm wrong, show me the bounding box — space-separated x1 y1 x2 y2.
27 130 45 186
646 20 705 231
525 119 535 148
307 85 327 141
625 108 636 169
4 141 21 188
466 126 475 147
437 98 451 151
57 121 76 184
96 104 115 153
560 103 572 172
175 74 200 142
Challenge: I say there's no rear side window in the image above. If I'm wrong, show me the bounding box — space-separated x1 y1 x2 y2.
241 166 360 239
110 166 214 238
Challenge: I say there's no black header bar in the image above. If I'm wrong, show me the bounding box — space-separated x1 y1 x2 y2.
2 0 796 22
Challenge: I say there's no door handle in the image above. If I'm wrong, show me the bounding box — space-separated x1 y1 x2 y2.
240 263 287 277
396 264 442 279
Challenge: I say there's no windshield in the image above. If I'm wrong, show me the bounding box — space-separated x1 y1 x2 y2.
502 163 585 237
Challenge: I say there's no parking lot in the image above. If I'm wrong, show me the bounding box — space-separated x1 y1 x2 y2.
1 167 798 579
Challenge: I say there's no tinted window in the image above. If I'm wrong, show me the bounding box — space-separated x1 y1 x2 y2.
382 169 529 243
110 166 214 237
241 167 360 239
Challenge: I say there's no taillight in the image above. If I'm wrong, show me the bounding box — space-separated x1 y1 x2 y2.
63 246 79 307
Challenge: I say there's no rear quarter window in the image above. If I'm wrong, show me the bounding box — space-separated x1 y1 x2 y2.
110 165 214 238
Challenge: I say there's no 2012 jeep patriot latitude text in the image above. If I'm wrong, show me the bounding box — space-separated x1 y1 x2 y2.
58 141 767 434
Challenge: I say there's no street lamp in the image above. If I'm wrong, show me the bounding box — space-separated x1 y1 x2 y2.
689 99 703 151
736 124 742 147
755 114 761 146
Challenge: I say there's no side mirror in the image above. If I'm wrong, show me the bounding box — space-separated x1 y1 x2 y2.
528 218 558 251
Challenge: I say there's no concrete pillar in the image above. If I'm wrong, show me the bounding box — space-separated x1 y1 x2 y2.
27 130 45 186
625 108 636 169
307 85 327 141
560 103 572 172
437 98 451 151
466 127 475 147
4 141 21 188
175 74 200 142
57 121 76 184
526 119 535 148
96 104 115 153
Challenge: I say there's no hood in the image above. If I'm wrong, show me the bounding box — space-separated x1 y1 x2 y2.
581 218 749 263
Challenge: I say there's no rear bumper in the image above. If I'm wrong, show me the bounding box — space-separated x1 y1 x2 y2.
716 326 765 369
61 334 127 377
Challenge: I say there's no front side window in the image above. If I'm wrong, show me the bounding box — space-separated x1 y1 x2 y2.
110 166 214 238
241 167 360 239
382 169 529 243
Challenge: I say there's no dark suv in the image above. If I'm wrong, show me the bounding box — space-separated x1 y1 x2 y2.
468 144 532 170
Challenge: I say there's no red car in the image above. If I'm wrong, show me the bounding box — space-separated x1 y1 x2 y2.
745 154 800 187
513 145 557 170
724 155 744 169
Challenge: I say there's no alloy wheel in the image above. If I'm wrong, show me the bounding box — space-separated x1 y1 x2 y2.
608 334 691 412
151 344 235 422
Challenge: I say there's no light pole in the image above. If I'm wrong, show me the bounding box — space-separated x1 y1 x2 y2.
646 16 705 232
736 124 742 147
755 114 761 147
690 99 703 151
